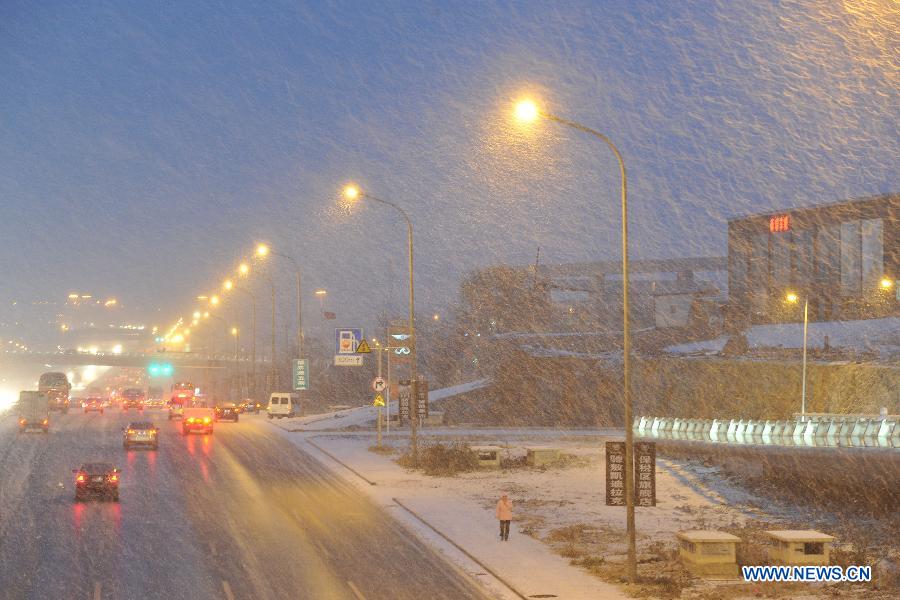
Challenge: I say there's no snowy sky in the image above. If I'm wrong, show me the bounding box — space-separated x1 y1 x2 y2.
1 0 896 335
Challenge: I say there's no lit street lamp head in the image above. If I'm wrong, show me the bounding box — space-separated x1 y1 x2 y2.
192 311 201 319
342 184 360 201
231 327 238 336
785 292 800 304
314 289 327 297
514 99 540 123
256 243 269 257
880 277 894 290
210 295 220 306
224 279 234 291
238 263 250 276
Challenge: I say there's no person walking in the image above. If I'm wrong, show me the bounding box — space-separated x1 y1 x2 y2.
496 493 513 541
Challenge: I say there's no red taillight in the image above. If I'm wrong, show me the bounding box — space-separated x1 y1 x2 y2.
76 474 86 483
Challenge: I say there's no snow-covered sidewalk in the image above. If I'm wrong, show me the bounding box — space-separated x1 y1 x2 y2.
267 423 628 599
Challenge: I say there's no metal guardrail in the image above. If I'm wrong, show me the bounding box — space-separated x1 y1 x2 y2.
635 415 899 450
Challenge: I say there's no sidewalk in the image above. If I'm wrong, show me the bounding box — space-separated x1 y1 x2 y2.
267 423 628 600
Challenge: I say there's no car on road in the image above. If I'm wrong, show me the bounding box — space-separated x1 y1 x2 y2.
73 463 120 502
123 421 159 450
82 397 105 414
17 391 50 433
239 399 262 414
182 406 214 435
214 404 239 422
121 388 145 411
267 392 299 419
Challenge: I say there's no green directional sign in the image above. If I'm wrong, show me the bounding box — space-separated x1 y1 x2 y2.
292 359 309 391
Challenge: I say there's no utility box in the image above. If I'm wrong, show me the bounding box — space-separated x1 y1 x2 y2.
766 530 834 566
526 446 561 466
677 530 741 578
470 445 502 469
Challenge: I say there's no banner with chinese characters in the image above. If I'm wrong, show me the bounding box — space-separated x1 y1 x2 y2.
605 441 656 507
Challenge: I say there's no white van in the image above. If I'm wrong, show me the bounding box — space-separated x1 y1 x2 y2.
267 392 299 419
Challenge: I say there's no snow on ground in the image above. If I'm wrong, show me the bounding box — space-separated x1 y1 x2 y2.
666 316 900 357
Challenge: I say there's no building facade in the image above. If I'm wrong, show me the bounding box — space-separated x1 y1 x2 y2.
727 194 899 327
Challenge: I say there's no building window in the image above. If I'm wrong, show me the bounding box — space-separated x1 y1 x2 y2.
749 233 769 315
861 218 884 288
772 232 792 287
803 542 824 555
793 228 814 286
841 220 862 295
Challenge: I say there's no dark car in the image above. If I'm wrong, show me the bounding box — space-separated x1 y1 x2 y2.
214 404 239 422
123 421 159 450
82 397 105 414
73 463 119 502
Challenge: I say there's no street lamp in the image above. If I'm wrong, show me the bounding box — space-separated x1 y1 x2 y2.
512 96 636 581
230 265 258 398
786 291 809 421
342 182 420 464
880 277 894 290
256 243 305 365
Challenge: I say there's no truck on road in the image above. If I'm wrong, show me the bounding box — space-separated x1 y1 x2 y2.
39 372 71 414
18 391 50 433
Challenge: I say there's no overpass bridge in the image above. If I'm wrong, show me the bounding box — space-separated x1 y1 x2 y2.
0 349 263 370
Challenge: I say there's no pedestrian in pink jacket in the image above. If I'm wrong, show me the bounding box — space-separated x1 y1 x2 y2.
496 493 513 541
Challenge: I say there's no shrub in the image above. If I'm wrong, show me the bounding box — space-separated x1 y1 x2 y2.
397 442 479 476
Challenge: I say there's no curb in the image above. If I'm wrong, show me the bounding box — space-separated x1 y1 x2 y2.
305 438 377 486
391 497 529 600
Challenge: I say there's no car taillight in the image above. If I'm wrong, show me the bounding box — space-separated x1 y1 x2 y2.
127 429 135 435
19 418 26 425
108 474 118 482
42 419 48 425
203 417 211 424
76 474 86 483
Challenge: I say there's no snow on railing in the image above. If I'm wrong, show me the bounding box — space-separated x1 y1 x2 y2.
634 415 898 450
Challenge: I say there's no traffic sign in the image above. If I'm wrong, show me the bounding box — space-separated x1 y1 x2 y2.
292 359 309 391
373 394 385 407
335 328 363 355
356 338 371 354
372 376 386 392
334 355 363 366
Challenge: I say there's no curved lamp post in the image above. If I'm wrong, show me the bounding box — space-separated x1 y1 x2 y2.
343 183 419 465
513 98 635 581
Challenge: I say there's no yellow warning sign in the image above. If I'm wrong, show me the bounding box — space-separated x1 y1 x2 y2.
356 338 372 354
373 394 385 407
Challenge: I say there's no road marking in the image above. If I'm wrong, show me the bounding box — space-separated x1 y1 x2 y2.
93 582 101 600
222 580 235 600
347 581 366 600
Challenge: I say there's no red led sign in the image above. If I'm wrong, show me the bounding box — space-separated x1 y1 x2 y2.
769 214 790 233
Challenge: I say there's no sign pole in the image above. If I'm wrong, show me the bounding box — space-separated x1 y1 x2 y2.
385 348 391 435
377 348 383 448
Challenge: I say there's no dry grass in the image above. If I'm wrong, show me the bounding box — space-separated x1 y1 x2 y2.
396 442 479 476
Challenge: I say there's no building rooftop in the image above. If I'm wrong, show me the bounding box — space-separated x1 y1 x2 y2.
677 530 741 542
765 530 835 542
